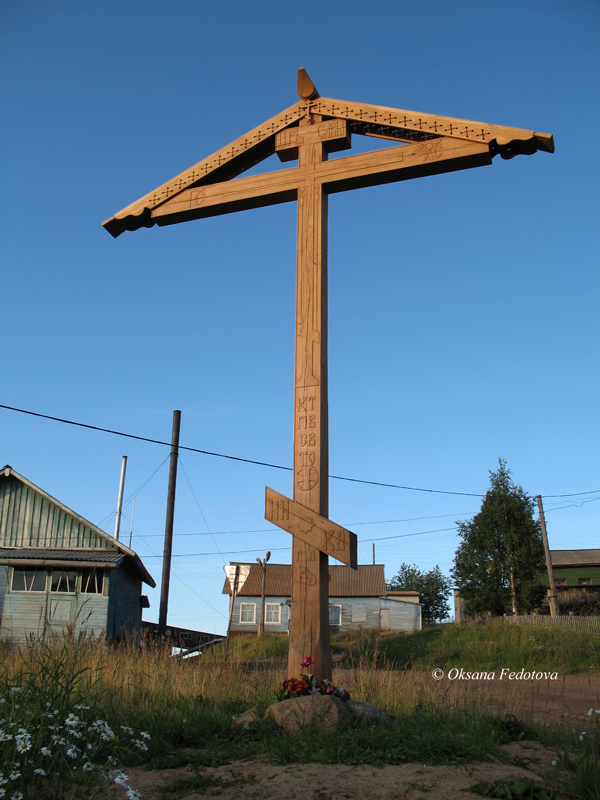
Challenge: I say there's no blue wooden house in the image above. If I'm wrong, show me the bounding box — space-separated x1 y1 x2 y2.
223 562 421 635
0 465 155 646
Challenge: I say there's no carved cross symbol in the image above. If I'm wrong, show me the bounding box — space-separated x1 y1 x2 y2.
103 68 553 683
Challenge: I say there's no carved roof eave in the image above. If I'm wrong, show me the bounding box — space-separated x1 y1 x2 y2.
103 100 306 238
103 96 554 238
313 96 554 159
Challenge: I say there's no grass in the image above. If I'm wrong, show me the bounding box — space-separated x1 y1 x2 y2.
0 624 598 798
332 619 600 673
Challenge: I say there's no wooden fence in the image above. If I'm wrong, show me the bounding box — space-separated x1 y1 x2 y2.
505 614 600 633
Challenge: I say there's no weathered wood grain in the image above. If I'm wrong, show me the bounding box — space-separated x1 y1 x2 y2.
265 487 357 569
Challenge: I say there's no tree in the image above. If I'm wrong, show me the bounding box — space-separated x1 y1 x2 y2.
452 459 546 617
387 563 451 624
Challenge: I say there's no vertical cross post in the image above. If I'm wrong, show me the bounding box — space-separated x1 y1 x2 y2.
289 116 332 683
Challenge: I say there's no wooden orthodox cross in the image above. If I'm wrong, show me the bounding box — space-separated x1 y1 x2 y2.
104 69 553 684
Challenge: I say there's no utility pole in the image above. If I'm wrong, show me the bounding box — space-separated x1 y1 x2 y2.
128 498 136 549
114 456 127 541
373 543 375 565
537 495 559 619
225 564 240 651
256 551 271 636
158 410 181 636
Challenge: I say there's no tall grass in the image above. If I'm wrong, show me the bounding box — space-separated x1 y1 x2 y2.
0 626 598 797
334 619 600 673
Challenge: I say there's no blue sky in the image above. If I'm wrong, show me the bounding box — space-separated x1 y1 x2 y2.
2 0 598 635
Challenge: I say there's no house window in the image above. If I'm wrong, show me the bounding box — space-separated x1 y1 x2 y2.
329 605 342 626
240 603 256 624
578 578 592 586
11 568 46 592
351 604 367 624
80 568 105 594
554 578 567 587
265 603 281 624
50 569 77 593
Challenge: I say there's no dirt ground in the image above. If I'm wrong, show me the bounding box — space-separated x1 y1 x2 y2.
111 673 600 800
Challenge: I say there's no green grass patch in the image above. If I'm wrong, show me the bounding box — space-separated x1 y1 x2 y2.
333 620 600 673
206 633 288 661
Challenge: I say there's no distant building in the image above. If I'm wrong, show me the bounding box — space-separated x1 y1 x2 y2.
222 562 421 635
540 549 600 589
454 549 600 621
0 465 155 645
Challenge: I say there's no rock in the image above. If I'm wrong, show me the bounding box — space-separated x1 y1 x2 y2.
345 700 395 724
231 705 268 731
265 694 353 736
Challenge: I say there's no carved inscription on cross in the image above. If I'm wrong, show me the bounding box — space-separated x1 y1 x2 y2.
269 108 354 683
103 69 553 684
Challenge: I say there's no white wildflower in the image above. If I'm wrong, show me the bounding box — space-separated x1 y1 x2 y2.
0 732 12 742
65 713 79 727
8 770 20 781
127 789 142 799
9 688 20 695
588 709 593 716
134 739 148 752
66 747 78 759
33 769 46 776
139 731 151 740
82 762 94 773
10 792 23 800
40 747 51 757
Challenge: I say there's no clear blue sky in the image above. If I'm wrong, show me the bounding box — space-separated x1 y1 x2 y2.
2 0 598 635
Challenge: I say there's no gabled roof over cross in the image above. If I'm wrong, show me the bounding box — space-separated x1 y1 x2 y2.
103 68 554 238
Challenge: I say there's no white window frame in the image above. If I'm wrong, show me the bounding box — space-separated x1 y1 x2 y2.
264 603 281 625
239 602 256 624
329 604 342 626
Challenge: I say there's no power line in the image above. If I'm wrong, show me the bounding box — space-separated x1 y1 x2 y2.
132 511 477 538
2 402 599 499
139 525 458 558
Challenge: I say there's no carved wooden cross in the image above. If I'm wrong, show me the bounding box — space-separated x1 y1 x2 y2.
104 69 553 684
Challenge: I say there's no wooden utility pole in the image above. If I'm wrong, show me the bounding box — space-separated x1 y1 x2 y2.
256 551 271 635
104 68 553 682
158 410 181 636
537 495 559 618
225 564 240 649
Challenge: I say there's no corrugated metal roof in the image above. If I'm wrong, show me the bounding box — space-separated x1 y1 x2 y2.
550 549 600 567
0 548 123 565
222 563 386 597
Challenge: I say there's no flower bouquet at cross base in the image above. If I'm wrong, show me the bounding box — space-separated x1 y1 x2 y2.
275 657 350 702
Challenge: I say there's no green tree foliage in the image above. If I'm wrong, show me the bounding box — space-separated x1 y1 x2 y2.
452 459 546 617
387 563 451 624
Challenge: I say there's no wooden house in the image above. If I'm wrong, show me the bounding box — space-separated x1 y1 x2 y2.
223 562 421 635
0 465 155 645
541 549 600 589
